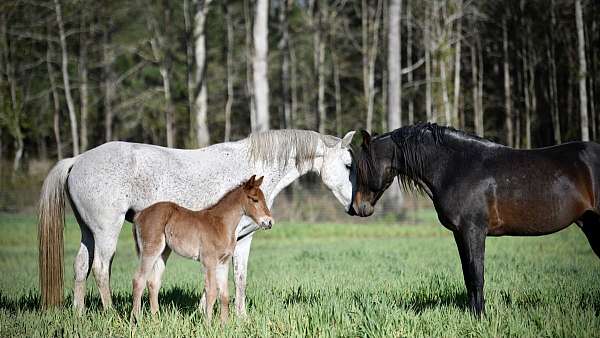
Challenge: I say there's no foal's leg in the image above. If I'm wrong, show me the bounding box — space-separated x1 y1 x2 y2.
203 261 218 322
232 234 253 317
148 248 171 315
577 212 600 259
453 223 487 317
215 262 230 323
132 253 161 321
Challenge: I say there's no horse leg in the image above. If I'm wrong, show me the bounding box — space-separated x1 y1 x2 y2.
215 262 230 323
577 212 600 259
148 248 171 315
203 261 218 323
132 250 162 322
453 224 487 317
73 222 94 313
91 213 126 309
232 234 253 318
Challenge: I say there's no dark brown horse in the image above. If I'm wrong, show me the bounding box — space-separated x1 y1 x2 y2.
349 123 600 316
131 175 273 323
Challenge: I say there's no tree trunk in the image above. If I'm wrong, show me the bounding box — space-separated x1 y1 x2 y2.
184 0 195 144
477 38 484 135
576 0 589 141
502 16 513 147
333 51 342 136
103 21 115 143
548 0 561 144
406 1 414 125
55 0 79 156
224 0 234 141
79 11 89 152
425 5 433 122
317 2 328 134
193 0 212 147
279 0 291 130
244 0 256 130
440 56 451 125
452 0 462 127
46 33 63 160
362 0 382 132
387 0 402 131
252 0 270 132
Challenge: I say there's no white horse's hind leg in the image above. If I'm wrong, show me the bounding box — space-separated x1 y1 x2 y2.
91 213 125 309
232 234 253 318
73 224 94 313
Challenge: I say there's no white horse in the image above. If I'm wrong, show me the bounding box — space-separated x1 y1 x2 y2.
39 129 355 315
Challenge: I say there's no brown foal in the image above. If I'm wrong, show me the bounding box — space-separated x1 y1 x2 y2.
131 175 273 322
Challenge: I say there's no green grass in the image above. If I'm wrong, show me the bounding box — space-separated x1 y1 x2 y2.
0 211 599 337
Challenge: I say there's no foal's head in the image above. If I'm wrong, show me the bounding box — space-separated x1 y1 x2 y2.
240 175 274 229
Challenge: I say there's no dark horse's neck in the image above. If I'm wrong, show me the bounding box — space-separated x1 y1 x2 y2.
382 123 496 197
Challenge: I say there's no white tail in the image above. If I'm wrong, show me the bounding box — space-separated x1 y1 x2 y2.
38 157 77 308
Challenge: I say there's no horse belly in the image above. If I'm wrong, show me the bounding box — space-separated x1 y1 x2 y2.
165 223 201 260
489 192 588 236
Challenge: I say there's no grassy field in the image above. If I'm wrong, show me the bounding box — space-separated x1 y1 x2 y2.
0 211 599 337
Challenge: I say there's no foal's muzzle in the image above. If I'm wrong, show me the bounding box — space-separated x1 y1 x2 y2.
259 218 274 229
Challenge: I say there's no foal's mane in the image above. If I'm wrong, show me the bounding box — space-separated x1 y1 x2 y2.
247 129 339 170
206 181 246 211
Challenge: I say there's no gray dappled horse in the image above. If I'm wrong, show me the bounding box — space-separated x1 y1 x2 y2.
39 129 355 315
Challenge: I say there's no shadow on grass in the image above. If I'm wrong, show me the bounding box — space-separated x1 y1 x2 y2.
0 291 40 312
403 290 470 314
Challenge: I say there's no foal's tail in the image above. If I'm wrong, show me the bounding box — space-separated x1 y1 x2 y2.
38 157 77 309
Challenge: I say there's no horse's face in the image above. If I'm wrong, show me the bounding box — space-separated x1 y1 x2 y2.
350 131 396 217
320 131 356 212
242 175 274 229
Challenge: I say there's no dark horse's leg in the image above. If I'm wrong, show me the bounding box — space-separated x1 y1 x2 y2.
453 224 487 317
577 211 600 259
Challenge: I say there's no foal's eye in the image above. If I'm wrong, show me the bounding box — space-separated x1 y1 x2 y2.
250 197 259 203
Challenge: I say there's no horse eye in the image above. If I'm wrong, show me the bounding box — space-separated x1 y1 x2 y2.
345 164 352 169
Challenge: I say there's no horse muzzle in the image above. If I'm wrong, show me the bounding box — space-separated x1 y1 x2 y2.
355 202 375 217
259 218 274 229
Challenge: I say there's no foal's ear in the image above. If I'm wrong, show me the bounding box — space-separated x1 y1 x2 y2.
245 175 256 189
254 176 264 187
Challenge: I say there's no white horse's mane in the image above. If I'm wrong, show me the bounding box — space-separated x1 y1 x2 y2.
247 129 339 170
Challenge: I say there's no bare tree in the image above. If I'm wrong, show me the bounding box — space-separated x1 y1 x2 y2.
184 0 195 144
387 0 402 131
244 0 256 130
46 31 63 160
193 0 213 147
425 4 433 122
224 0 234 141
103 20 116 142
79 9 89 151
406 1 414 125
278 0 292 130
502 16 513 147
252 0 270 132
362 0 383 131
576 0 589 141
452 0 463 127
54 0 79 155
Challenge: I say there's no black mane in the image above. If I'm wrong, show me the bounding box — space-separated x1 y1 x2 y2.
355 123 496 195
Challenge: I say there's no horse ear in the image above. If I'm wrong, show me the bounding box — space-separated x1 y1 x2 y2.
254 176 264 187
246 175 256 188
341 131 356 148
360 129 372 147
